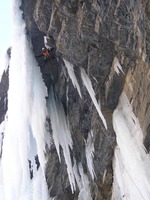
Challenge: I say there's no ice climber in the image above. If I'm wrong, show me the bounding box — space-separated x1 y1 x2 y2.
36 46 67 79
42 47 50 58
36 47 56 66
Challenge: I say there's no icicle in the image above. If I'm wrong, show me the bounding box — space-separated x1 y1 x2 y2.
80 67 107 129
113 57 124 76
63 59 82 98
85 131 96 180
78 163 93 200
112 92 150 200
73 159 82 190
48 87 76 192
73 161 93 200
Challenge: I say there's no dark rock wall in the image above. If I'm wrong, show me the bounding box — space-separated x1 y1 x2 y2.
0 70 8 124
31 0 150 107
0 0 149 199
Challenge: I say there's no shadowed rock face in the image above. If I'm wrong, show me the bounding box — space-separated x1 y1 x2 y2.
0 0 149 199
0 70 8 124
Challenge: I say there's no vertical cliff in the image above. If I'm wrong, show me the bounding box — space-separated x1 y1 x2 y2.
0 0 149 199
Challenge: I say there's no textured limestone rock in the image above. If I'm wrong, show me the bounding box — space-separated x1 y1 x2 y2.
124 58 150 142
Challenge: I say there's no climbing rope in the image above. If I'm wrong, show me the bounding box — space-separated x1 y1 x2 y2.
116 148 147 200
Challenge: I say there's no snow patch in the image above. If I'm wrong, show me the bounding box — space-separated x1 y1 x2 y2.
112 92 150 200
80 67 107 129
44 36 50 49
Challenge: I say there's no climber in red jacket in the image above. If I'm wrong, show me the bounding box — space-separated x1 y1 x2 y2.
36 47 55 59
41 48 51 58
36 47 56 66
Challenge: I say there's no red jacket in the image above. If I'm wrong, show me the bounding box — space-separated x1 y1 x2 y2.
42 50 50 58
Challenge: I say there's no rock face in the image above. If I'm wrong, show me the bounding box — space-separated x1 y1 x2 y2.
21 0 150 199
0 0 149 199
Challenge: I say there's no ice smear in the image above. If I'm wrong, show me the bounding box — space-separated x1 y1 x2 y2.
0 161 4 200
112 92 150 200
0 133 3 156
47 86 76 192
73 162 93 200
85 131 96 180
1 0 50 199
80 67 107 129
78 163 93 200
112 148 128 200
63 59 82 98
73 160 82 190
32 167 51 200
